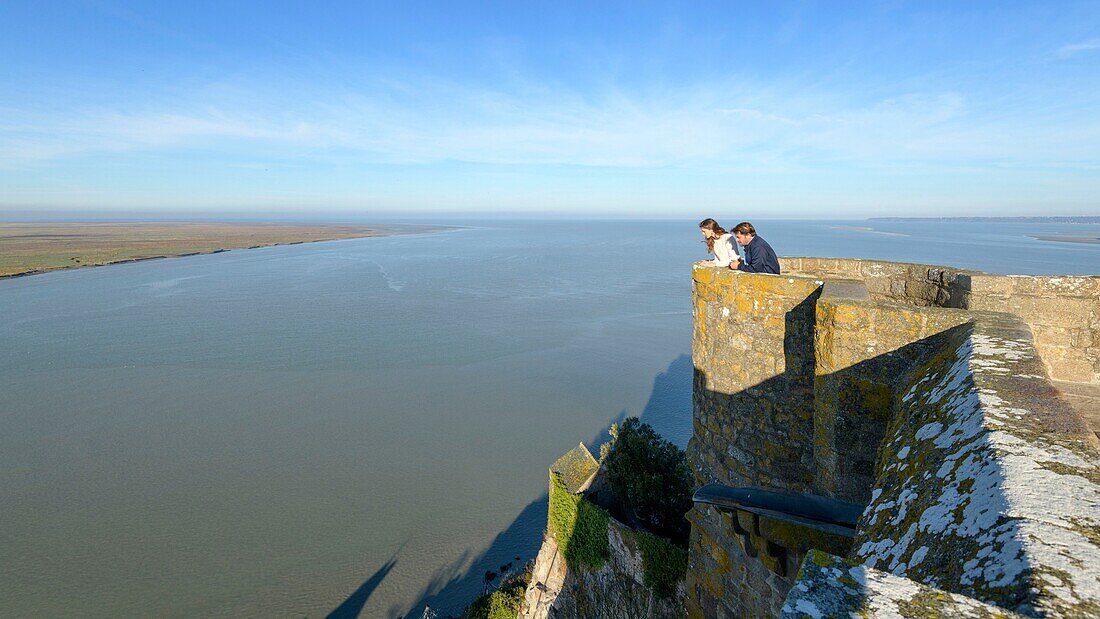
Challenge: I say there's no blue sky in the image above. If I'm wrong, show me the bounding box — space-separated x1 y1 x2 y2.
1 1 1098 217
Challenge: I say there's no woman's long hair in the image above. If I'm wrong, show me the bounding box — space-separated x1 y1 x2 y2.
698 218 727 254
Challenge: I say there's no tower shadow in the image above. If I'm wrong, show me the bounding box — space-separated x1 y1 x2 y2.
401 354 694 617
638 353 693 448
400 497 547 618
327 554 399 619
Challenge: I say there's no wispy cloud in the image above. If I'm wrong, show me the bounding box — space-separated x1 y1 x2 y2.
1 67 1097 175
1054 38 1100 58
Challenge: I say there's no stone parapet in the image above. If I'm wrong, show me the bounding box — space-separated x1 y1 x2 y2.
853 314 1100 616
782 256 1100 384
688 260 1100 618
691 266 823 493
813 284 972 503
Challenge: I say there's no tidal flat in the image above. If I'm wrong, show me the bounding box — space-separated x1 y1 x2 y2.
0 221 451 278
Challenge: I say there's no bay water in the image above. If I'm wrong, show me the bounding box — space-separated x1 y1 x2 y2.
1 219 1097 617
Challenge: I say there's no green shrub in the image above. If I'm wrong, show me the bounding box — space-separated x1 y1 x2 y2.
549 472 610 570
464 575 527 619
633 529 688 598
603 417 694 543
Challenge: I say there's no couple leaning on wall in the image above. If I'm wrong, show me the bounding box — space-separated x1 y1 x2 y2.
697 219 781 274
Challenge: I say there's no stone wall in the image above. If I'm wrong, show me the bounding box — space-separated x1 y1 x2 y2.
687 267 977 616
850 314 1100 616
783 257 1100 384
688 260 1100 618
812 282 971 503
690 267 823 495
781 551 1028 618
686 501 853 618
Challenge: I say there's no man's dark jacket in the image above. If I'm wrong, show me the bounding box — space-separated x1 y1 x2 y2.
736 236 781 274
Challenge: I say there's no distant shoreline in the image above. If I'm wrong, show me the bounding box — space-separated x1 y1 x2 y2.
868 216 1100 224
0 222 457 280
828 225 909 237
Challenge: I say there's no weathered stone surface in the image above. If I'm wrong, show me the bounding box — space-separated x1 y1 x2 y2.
783 257 1100 383
690 267 823 494
781 551 1027 618
687 259 1100 619
813 295 970 503
854 315 1100 616
685 503 806 618
548 517 685 619
520 533 568 619
524 447 686 619
551 443 600 494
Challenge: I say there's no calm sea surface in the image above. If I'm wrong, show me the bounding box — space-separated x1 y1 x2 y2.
1 219 1097 617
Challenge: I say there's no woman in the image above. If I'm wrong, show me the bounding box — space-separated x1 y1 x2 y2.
697 218 740 268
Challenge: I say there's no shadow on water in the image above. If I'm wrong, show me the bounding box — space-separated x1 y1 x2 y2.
400 354 693 618
327 547 401 619
400 497 548 618
581 353 692 457
638 354 692 447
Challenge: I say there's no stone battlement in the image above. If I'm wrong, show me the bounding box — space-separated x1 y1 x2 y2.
783 257 1100 384
687 260 1100 618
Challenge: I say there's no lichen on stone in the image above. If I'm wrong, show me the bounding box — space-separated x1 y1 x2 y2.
781 551 1026 618
854 318 1100 615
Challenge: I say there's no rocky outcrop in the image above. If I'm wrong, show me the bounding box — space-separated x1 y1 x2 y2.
519 445 686 619
548 517 684 619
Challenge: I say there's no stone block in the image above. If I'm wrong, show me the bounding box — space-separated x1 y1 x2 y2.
780 257 802 271
857 277 888 299
967 275 1014 296
1049 358 1096 383
888 279 906 299
904 279 940 303
758 546 788 578
1012 275 1100 298
935 286 951 306
1007 296 1092 327
736 510 760 536
833 259 863 278
756 519 844 559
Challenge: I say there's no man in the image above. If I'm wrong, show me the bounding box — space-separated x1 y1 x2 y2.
731 222 781 274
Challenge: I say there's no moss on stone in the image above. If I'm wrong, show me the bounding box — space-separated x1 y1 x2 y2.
551 443 600 494
632 529 688 599
1037 460 1100 486
549 472 610 571
464 571 529 619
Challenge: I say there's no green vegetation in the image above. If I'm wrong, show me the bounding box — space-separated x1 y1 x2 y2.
464 570 529 619
0 222 387 278
603 417 694 543
549 472 610 571
632 529 688 599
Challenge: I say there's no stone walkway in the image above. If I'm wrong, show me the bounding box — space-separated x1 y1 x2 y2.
1054 380 1100 440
